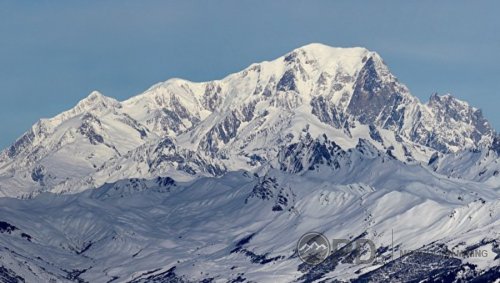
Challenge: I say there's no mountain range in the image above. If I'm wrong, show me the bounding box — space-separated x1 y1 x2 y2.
0 43 499 282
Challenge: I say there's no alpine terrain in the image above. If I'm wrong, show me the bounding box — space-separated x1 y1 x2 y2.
0 43 499 282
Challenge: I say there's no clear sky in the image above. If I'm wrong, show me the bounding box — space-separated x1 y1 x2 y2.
1 1 499 150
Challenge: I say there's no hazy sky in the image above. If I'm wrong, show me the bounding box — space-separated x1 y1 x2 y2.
1 1 499 150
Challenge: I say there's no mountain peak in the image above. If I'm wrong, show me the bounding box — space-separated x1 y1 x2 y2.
75 90 121 111
286 43 374 65
80 90 111 103
295 43 370 55
87 90 104 99
428 92 477 111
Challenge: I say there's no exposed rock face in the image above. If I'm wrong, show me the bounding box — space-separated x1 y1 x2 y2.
348 57 407 127
278 134 344 173
492 136 500 155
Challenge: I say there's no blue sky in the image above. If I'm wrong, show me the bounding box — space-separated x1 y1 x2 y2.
1 1 499 150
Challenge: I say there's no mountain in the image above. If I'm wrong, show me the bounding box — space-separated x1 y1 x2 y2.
1 165 498 282
0 43 499 282
0 43 497 197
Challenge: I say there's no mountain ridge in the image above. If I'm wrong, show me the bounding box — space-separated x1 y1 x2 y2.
0 43 498 197
0 43 499 282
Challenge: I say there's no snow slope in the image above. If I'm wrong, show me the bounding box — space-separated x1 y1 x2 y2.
0 154 498 282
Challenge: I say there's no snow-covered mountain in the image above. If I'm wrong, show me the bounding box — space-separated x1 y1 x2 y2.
1 163 499 282
0 43 499 282
0 43 497 197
